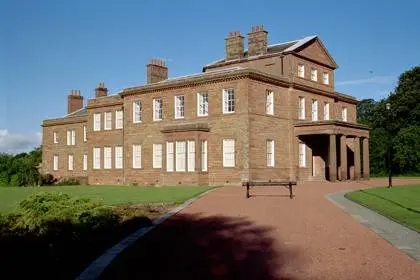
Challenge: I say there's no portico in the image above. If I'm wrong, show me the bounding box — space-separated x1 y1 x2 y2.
295 120 370 181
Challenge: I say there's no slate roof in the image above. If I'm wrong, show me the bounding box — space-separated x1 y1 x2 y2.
204 35 318 69
65 107 88 117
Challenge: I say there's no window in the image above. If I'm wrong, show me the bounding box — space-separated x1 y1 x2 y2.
104 147 112 169
133 101 142 123
323 72 329 85
223 139 235 167
266 140 275 167
298 97 305 120
53 155 58 171
83 125 87 142
53 132 58 144
132 144 142 169
298 64 305 78
266 90 274 115
175 95 185 119
67 130 75 146
175 141 186 171
94 113 101 131
93 147 101 169
153 144 162 168
201 140 208 172
223 89 235 113
115 146 123 169
197 92 209 116
342 107 348 121
311 69 318 82
299 143 306 167
323 103 330 120
166 142 174 172
104 112 112 130
311 99 318 121
153 98 163 121
187 141 195 172
68 154 74 171
115 110 123 129
83 154 87 171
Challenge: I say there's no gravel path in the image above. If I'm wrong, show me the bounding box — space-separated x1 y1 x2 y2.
101 179 420 280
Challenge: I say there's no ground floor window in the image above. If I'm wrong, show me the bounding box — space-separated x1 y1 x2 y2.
299 143 306 167
201 140 208 171
153 144 163 168
115 146 123 169
223 139 235 167
93 148 101 169
132 144 142 169
266 140 275 167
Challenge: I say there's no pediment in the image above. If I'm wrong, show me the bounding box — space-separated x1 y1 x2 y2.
296 39 338 69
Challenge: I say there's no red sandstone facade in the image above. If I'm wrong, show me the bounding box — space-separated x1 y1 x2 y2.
41 26 369 186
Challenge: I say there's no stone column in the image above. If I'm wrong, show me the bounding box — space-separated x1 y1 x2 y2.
340 135 348 181
354 137 361 180
363 138 370 180
328 134 337 181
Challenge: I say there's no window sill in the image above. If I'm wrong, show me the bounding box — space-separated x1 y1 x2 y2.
197 114 209 118
222 111 235 114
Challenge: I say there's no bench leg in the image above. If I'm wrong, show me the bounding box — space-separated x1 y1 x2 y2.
289 182 293 199
246 182 250 199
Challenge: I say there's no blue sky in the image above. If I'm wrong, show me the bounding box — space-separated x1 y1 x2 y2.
1 0 419 153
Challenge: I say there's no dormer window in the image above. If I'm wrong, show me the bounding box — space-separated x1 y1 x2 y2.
298 64 305 78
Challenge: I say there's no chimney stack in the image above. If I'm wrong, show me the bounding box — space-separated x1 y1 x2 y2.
225 31 244 60
147 59 168 84
248 25 268 56
67 90 83 114
95 82 108 98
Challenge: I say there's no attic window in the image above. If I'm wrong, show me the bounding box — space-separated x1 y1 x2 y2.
298 64 305 78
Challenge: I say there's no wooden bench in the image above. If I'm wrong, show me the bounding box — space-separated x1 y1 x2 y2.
242 180 297 199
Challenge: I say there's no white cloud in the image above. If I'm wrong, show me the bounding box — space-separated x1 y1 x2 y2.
336 75 396 86
0 129 42 154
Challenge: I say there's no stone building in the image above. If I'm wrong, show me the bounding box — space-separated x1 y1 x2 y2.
41 25 369 186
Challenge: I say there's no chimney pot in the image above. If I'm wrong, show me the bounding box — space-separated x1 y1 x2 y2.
225 30 244 61
248 24 268 56
67 89 84 114
95 82 108 98
147 58 168 84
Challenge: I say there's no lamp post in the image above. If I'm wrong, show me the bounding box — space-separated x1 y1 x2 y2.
386 102 392 188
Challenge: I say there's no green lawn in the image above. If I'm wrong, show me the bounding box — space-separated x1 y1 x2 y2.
0 185 213 213
345 185 420 231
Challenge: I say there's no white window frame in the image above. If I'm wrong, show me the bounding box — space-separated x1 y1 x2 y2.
53 155 58 171
153 144 163 168
323 72 329 85
67 130 71 146
68 154 74 171
299 143 306 167
266 140 275 167
311 99 318 121
93 147 101 169
153 98 163 121
175 141 186 172
104 147 112 169
298 64 305 78
115 146 123 169
222 89 235 114
201 140 208 172
197 92 209 117
132 144 142 169
324 103 330 120
175 95 185 119
342 107 348 122
298 97 305 120
133 101 142 123
187 140 195 172
93 113 101 131
83 125 87 142
166 142 174 172
311 68 318 82
83 154 87 171
53 132 58 144
104 112 112 130
266 90 274 115
115 110 123 129
223 139 235 167
71 130 75 145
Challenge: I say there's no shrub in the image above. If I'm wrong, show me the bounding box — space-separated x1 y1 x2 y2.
55 178 81 186
38 174 57 186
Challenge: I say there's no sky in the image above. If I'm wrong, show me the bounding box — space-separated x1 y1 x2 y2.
1 0 419 153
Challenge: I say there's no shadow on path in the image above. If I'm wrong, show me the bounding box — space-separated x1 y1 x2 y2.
101 213 302 280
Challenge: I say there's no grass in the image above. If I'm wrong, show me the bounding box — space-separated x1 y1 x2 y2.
0 185 213 213
345 185 420 231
